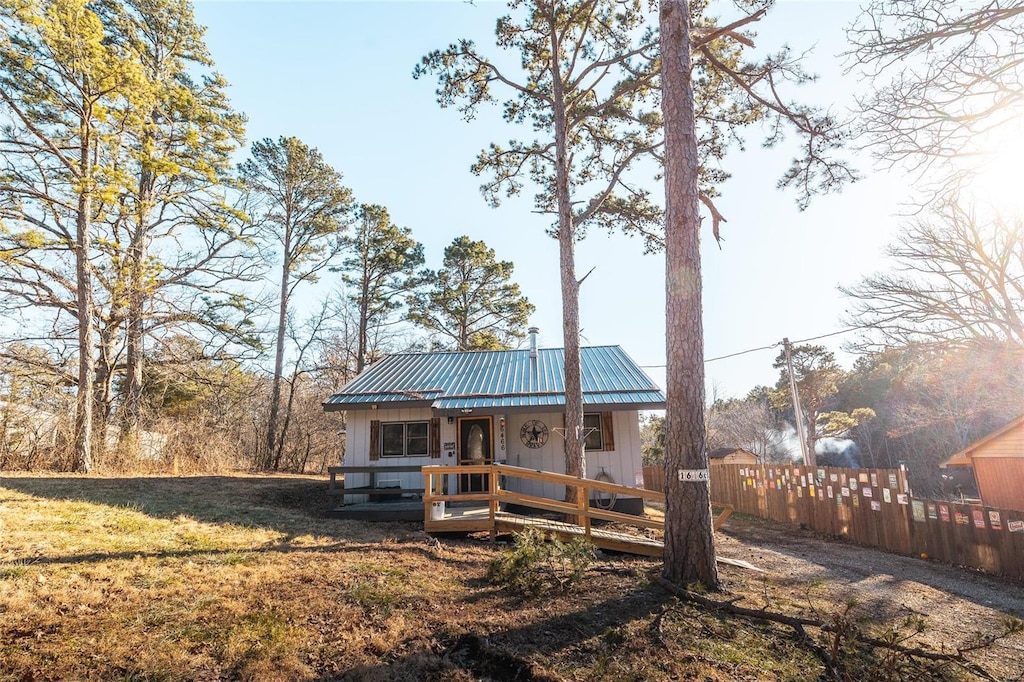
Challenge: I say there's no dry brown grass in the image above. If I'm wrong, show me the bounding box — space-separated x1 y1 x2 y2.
0 473 1018 681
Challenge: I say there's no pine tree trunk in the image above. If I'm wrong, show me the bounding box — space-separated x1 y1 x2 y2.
93 324 118 457
122 160 154 447
660 0 720 589
550 20 585 507
74 113 95 474
357 271 370 373
265 260 289 470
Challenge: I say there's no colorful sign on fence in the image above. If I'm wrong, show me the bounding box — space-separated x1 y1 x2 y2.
707 464 1024 582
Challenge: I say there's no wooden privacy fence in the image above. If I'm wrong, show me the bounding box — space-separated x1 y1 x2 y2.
642 465 665 494
708 463 1024 581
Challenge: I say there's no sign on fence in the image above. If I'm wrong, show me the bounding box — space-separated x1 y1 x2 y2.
709 463 1024 582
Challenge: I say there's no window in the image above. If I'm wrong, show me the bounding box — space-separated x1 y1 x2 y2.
582 412 616 452
584 413 605 451
381 421 429 457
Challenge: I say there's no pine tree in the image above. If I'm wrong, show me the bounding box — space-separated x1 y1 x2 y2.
407 236 534 351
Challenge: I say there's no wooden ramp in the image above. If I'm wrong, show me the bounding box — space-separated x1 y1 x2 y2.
421 464 735 560
493 510 664 556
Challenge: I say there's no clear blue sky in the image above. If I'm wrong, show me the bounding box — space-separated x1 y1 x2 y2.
193 0 915 398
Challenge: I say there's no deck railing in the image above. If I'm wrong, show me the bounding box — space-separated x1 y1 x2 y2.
421 463 731 540
328 465 425 501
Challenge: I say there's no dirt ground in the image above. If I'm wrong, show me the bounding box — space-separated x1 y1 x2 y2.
715 515 1024 676
2 473 1022 681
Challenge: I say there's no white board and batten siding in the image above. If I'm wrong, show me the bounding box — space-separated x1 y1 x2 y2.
347 408 645 502
504 410 643 501
346 408 457 492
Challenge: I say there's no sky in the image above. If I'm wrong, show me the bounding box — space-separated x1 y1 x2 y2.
191 0 920 398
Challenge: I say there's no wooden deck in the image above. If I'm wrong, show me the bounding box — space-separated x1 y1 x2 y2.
420 464 735 560
426 502 756 568
325 464 740 561
421 503 664 555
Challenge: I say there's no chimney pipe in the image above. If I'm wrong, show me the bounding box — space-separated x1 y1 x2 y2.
529 327 539 359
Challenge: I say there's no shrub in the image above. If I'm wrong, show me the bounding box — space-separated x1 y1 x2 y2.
487 527 596 596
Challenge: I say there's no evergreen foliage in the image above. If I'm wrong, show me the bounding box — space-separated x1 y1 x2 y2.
407 236 533 351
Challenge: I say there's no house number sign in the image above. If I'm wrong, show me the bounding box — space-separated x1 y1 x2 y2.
678 469 709 482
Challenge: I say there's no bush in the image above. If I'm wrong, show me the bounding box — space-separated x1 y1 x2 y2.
487 527 596 596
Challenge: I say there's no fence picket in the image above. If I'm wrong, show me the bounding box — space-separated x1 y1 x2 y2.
697 463 1024 581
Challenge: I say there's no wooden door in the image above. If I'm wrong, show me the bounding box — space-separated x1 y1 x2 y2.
458 417 492 493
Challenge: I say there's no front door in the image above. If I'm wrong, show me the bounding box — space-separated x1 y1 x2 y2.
458 417 492 493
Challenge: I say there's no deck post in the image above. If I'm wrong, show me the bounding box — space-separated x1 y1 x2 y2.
423 468 433 529
578 481 590 541
489 466 500 541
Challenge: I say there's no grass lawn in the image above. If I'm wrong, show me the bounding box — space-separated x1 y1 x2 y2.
0 473 1018 681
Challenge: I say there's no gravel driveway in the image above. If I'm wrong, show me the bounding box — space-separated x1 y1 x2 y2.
715 514 1024 678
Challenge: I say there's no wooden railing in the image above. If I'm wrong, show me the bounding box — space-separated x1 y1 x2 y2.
328 465 425 501
422 463 731 540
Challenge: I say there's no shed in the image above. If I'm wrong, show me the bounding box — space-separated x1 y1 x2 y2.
708 447 759 466
940 415 1024 511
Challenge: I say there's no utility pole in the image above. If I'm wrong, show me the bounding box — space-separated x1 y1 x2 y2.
783 338 814 466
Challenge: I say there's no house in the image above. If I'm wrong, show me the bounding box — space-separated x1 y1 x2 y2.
708 447 758 466
322 330 665 515
940 415 1024 511
0 402 59 464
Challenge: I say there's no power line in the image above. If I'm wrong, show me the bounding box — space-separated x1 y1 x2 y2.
639 271 1024 370
639 321 871 369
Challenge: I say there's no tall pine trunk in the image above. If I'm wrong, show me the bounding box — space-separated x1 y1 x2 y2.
122 159 155 448
265 252 290 470
550 18 585 506
357 265 370 373
74 107 95 474
660 0 720 589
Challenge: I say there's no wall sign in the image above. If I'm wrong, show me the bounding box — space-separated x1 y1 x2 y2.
519 420 548 449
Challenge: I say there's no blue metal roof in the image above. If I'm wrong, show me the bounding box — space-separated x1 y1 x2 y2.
323 346 665 412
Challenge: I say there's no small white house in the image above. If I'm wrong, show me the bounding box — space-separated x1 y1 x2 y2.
322 331 665 515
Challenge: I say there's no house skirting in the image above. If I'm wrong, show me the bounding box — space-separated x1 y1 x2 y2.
504 496 643 517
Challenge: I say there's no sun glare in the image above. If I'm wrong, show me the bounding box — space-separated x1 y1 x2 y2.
960 119 1024 220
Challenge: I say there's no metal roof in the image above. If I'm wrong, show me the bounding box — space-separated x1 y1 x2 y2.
323 346 665 412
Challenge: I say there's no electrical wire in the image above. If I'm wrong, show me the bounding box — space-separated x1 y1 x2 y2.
639 319 888 369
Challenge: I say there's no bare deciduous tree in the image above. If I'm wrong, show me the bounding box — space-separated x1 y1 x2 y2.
849 0 1024 192
842 200 1024 350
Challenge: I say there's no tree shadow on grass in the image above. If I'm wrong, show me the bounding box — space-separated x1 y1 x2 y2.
0 475 528 576
0 475 417 542
337 585 669 681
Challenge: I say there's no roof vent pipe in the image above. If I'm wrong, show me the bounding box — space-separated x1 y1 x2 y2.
528 327 539 359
